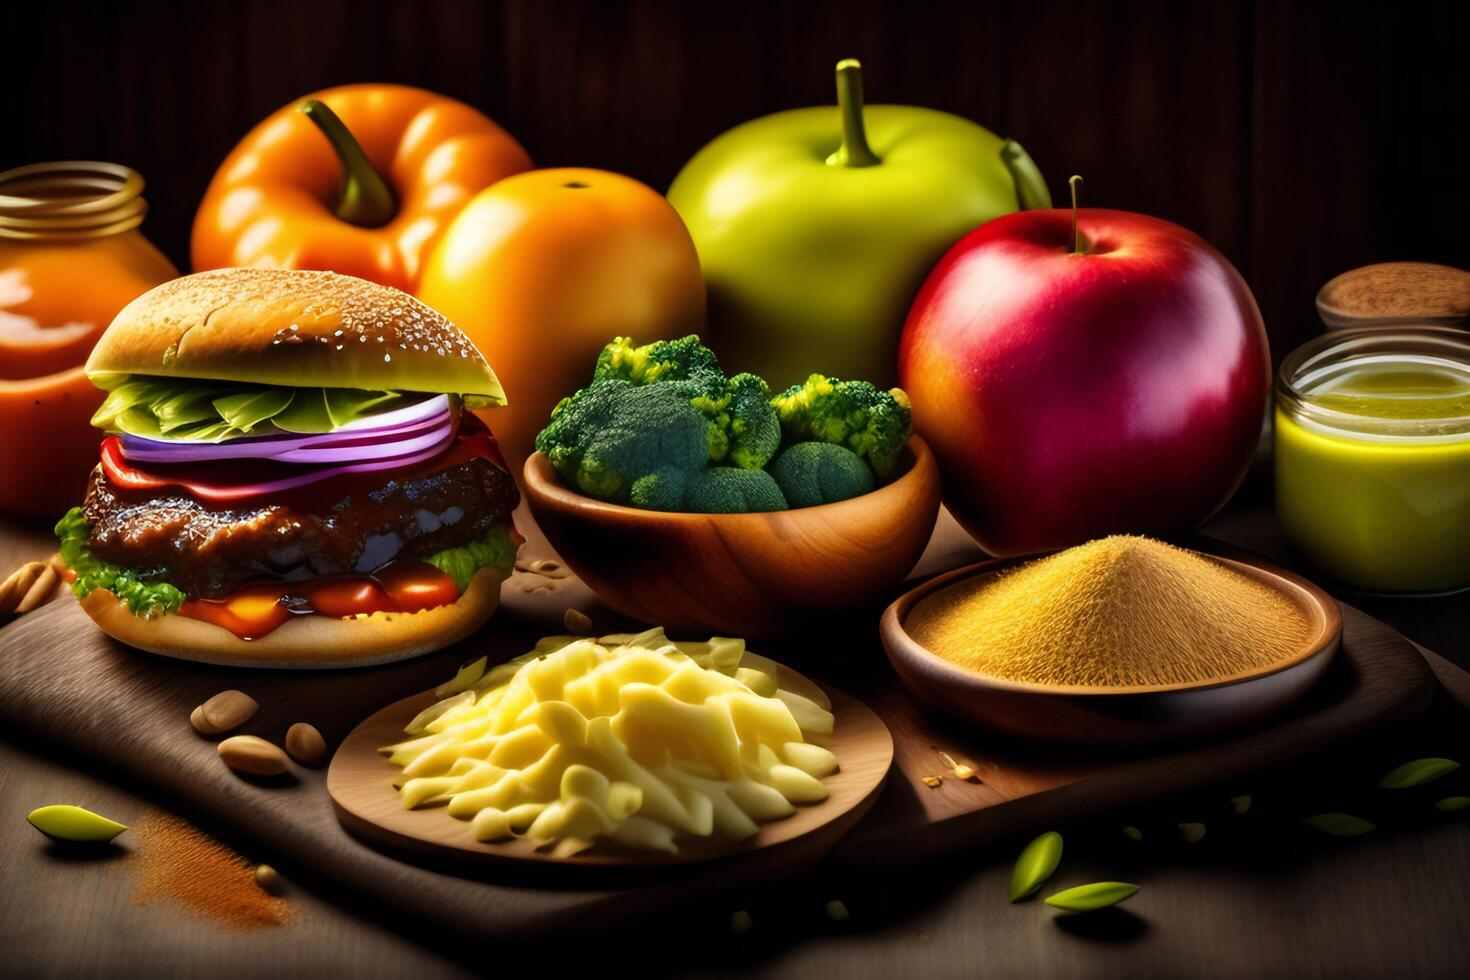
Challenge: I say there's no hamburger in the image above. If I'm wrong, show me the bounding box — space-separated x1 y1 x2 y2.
55 268 521 667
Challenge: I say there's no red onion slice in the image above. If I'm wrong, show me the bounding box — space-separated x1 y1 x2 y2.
232 434 459 495
102 430 460 500
266 422 454 463
333 394 452 432
119 409 451 463
117 395 456 465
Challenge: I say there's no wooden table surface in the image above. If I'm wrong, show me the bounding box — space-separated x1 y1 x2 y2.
2 494 1467 979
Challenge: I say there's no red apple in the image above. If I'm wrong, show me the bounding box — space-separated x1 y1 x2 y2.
898 206 1269 556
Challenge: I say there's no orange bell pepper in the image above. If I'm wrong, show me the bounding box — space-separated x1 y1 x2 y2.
191 83 532 292
417 168 706 469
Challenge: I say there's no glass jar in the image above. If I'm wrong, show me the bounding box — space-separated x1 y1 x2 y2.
0 161 179 517
1275 326 1470 595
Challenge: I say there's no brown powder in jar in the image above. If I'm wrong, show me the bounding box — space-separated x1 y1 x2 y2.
132 812 288 930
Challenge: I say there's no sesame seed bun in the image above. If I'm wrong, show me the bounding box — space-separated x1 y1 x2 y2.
85 268 505 403
74 564 506 669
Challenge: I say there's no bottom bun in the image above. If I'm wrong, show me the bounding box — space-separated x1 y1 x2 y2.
77 565 505 669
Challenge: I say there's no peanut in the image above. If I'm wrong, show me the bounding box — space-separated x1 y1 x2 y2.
284 723 327 766
0 561 46 615
218 736 289 777
15 563 59 613
191 690 259 736
254 864 283 894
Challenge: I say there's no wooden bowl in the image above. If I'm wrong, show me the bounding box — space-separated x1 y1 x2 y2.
522 436 942 637
880 551 1343 746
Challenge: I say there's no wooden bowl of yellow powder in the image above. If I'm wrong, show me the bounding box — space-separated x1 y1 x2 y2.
880 536 1341 746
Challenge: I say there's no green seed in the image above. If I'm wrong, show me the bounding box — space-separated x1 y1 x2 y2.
1122 825 1143 841
1302 813 1375 837
729 910 753 933
1177 822 1207 843
1379 758 1460 789
1044 882 1140 913
1009 831 1063 902
1230 794 1252 814
1434 796 1470 813
824 899 850 921
27 804 127 843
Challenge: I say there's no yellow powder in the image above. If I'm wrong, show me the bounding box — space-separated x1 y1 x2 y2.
908 536 1313 689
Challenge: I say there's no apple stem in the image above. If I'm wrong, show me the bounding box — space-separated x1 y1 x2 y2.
828 58 880 168
1000 140 1053 210
1069 175 1084 255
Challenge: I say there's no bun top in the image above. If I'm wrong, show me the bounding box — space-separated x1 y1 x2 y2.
86 268 505 402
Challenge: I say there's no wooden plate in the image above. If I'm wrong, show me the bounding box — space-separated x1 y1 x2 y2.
327 665 894 870
881 551 1343 746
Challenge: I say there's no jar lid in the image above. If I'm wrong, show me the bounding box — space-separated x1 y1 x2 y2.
0 161 147 240
1316 262 1470 329
1278 325 1470 439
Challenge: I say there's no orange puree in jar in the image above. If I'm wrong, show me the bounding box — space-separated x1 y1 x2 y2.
0 162 178 516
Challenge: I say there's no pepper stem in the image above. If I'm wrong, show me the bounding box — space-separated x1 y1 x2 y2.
1069 175 1084 255
299 99 396 227
826 59 880 168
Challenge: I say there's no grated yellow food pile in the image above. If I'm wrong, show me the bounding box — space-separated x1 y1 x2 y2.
907 536 1313 689
382 628 837 855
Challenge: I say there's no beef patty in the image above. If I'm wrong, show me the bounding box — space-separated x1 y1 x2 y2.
83 453 519 599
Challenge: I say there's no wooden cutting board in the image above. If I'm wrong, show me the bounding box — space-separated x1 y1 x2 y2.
0 509 1436 937
837 600 1431 866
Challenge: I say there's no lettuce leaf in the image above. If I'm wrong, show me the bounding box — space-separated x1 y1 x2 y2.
425 526 521 593
90 375 418 442
56 508 518 619
55 507 185 618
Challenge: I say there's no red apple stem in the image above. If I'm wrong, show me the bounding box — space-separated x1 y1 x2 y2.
1069 175 1084 255
828 58 880 168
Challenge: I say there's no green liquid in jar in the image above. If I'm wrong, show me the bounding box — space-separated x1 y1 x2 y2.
1275 353 1470 594
1304 362 1470 422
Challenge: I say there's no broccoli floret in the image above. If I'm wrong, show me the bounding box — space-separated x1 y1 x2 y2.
534 380 709 503
769 442 875 508
630 465 694 511
693 372 782 470
685 467 788 514
593 335 780 470
769 374 913 479
594 335 724 394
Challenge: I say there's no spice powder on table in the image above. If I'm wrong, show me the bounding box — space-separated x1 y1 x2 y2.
132 812 289 930
907 536 1314 689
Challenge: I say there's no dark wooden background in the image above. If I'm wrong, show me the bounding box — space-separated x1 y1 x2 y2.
3 0 1466 361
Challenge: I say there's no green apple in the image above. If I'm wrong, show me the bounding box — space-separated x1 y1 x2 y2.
668 58 1050 389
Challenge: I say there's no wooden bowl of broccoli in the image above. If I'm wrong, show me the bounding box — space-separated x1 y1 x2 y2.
523 435 941 638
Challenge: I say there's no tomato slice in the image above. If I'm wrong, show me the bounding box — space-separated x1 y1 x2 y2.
377 562 460 612
307 578 387 618
175 560 465 639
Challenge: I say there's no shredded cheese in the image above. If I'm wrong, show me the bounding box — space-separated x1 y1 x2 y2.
381 628 838 854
